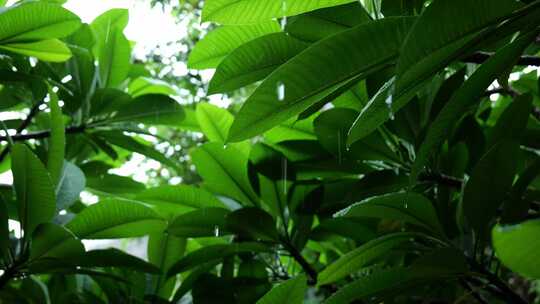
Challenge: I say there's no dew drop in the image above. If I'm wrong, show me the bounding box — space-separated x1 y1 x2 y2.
385 93 395 120
214 225 220 237
277 82 285 101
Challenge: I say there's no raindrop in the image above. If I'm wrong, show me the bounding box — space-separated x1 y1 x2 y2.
223 144 228 149
337 130 342 164
385 93 395 120
404 201 408 209
214 225 220 237
280 1 288 30
277 82 285 101
282 157 288 195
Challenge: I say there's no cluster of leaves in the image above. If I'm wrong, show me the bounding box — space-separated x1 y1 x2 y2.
1 0 540 303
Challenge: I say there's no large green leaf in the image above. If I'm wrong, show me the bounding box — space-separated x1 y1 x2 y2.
228 17 416 142
208 33 308 94
202 0 355 24
70 249 160 274
285 2 371 42
47 90 65 186
0 198 10 261
395 0 522 93
167 242 270 276
66 199 166 239
410 32 536 183
0 2 81 43
188 22 280 69
56 161 86 211
90 9 130 88
336 192 443 235
134 185 224 218
256 275 307 304
462 140 519 236
493 219 540 279
108 94 185 126
148 232 187 298
191 143 259 206
29 223 84 261
196 103 234 143
167 208 230 237
225 207 279 241
0 39 72 62
11 144 56 237
318 232 419 285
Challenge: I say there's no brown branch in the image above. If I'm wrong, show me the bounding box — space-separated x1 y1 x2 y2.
464 52 540 66
419 172 464 189
0 102 42 162
280 236 318 285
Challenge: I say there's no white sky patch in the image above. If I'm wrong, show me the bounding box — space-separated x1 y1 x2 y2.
64 0 185 58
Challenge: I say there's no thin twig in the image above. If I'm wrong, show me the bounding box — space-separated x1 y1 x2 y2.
464 52 540 66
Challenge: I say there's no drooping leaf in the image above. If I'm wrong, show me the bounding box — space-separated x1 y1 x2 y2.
47 89 65 187
148 232 187 298
225 207 279 241
208 33 308 94
492 219 540 279
256 275 307 304
191 143 259 206
188 22 280 69
167 242 270 276
11 144 56 237
228 17 416 142
0 197 9 261
134 185 225 218
167 208 230 237
336 192 443 235
462 140 519 236
410 32 536 183
56 161 86 211
318 233 419 285
128 77 177 97
66 199 166 239
196 103 234 143
96 27 131 88
30 223 84 261
202 0 356 24
0 39 72 62
70 249 161 274
108 94 185 126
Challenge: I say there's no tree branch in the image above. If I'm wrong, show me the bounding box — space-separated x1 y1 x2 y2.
0 102 42 162
280 237 318 285
464 52 540 66
0 125 87 143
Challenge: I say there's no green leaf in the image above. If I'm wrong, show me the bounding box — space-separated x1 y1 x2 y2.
66 199 166 239
493 219 540 279
0 2 81 43
167 242 270 276
134 185 225 218
191 143 259 206
285 3 371 42
47 90 65 186
196 103 234 143
462 140 519 236
410 33 536 184
0 197 9 261
167 208 230 237
11 144 56 237
256 275 307 304
85 173 145 195
148 232 187 298
336 192 443 235
208 33 308 94
225 207 279 241
228 17 416 142
128 77 177 97
264 116 316 143
395 0 521 93
0 39 72 62
202 0 356 24
188 22 280 69
71 249 160 274
318 232 418 285
487 93 533 148
96 27 131 88
108 94 185 126
56 162 86 211
30 223 84 261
